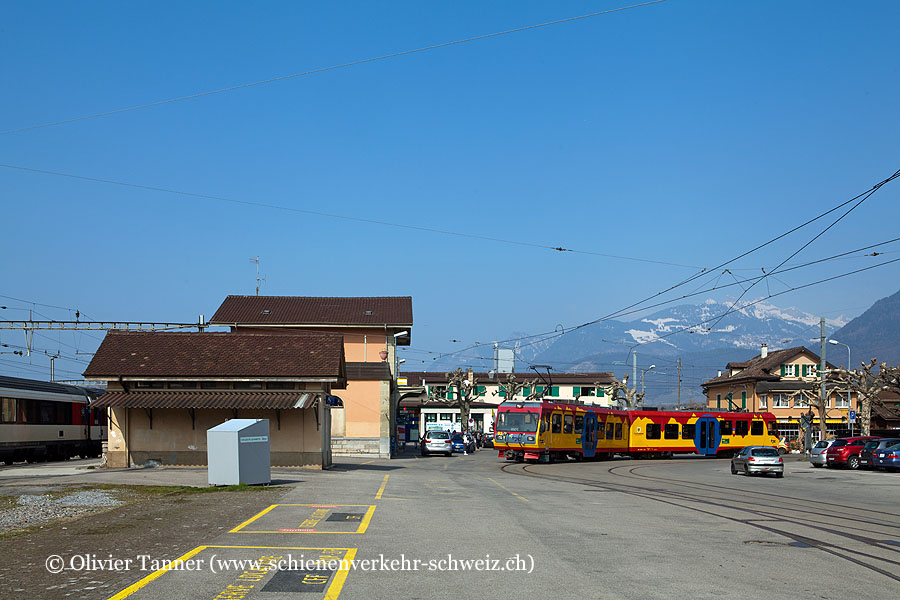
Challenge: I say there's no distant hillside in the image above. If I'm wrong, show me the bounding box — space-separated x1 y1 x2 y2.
828 288 900 368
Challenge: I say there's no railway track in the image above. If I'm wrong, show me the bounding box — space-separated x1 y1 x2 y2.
500 460 900 583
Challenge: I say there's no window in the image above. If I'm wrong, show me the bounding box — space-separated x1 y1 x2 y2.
425 413 437 423
36 401 71 425
606 422 615 440
759 394 767 409
767 421 778 436
1 398 15 423
682 423 696 439
720 420 733 436
439 413 453 421
551 414 562 433
135 381 164 389
735 420 749 436
773 394 789 408
646 423 661 439
233 382 263 389
834 394 850 409
168 381 197 389
782 364 795 377
497 411 539 433
805 364 817 377
574 415 584 434
200 381 225 389
751 421 763 436
664 423 679 439
580 387 596 397
266 382 294 390
563 414 574 434
615 422 623 440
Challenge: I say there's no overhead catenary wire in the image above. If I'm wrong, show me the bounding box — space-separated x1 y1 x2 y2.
0 1 666 136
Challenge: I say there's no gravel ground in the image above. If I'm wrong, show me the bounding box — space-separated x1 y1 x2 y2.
0 484 287 599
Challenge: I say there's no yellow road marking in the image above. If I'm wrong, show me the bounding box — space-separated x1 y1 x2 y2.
107 546 355 600
360 459 375 465
487 477 528 502
357 505 376 534
229 504 279 533
375 474 389 499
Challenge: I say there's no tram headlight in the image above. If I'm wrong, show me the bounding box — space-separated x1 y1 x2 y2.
527 435 535 443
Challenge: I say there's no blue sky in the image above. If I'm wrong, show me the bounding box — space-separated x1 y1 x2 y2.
1 1 899 380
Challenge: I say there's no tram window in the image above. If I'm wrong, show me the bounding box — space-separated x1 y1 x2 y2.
751 421 763 436
719 420 733 436
735 420 749 436
574 415 584 434
646 423 661 439
615 423 623 440
563 415 574 434
767 421 777 436
664 423 679 439
551 414 561 434
1 398 15 423
606 422 615 440
682 423 695 439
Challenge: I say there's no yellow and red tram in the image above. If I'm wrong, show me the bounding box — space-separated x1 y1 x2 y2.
493 400 778 463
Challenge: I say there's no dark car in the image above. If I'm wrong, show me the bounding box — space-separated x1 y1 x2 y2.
860 438 900 469
450 433 469 453
873 441 900 471
825 436 881 469
483 434 494 448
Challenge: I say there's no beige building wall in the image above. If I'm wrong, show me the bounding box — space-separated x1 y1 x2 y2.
106 404 330 469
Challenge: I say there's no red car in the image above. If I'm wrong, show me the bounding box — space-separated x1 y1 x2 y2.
825 436 881 469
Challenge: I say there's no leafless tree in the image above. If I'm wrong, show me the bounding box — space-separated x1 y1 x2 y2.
428 368 480 432
492 373 539 402
609 374 641 409
827 359 893 436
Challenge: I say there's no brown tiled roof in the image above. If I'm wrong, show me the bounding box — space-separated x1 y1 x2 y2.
210 296 413 326
84 331 344 379
93 391 319 409
345 362 392 381
399 371 618 386
701 346 830 388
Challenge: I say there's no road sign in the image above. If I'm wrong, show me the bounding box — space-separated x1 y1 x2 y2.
849 410 856 423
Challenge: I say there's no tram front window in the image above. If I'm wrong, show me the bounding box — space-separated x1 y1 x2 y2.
497 411 539 433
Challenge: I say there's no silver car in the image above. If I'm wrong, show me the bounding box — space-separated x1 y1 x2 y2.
809 439 835 468
420 430 453 457
731 446 784 477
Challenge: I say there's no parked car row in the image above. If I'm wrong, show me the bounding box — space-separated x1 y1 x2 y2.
420 431 493 457
810 436 900 471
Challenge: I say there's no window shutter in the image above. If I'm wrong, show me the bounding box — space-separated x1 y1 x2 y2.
573 386 581 397
598 388 605 397
499 386 506 398
522 387 531 397
781 364 786 377
536 385 544 395
741 391 747 409
551 386 559 397
476 385 485 396
802 365 807 377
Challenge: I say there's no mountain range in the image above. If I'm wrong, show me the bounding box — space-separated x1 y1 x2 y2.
427 289 900 406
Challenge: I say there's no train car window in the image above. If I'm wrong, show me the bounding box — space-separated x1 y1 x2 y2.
751 421 763 436
606 422 615 440
646 423 661 439
551 414 561 434
664 423 679 439
682 423 696 439
735 420 749 436
767 421 777 436
1 398 15 423
615 422 623 440
719 420 733 436
574 415 584 435
563 415 574 434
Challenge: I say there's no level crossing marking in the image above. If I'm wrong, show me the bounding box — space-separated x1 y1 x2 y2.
106 545 356 600
375 474 389 499
230 504 377 534
487 477 529 502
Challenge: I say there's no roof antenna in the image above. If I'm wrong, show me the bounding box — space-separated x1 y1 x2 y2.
250 257 266 296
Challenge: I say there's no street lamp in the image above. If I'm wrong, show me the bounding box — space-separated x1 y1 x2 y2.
640 365 656 408
829 339 852 434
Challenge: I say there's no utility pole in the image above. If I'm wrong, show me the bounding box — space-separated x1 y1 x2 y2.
818 316 826 450
250 257 265 296
677 358 682 409
45 351 59 382
632 352 637 398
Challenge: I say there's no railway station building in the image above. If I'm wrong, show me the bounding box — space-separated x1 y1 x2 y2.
84 330 346 469
702 344 859 441
210 295 412 458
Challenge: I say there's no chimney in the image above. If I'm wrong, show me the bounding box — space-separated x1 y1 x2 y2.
718 370 722 377
760 343 768 359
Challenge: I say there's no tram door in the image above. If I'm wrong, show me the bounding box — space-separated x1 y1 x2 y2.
583 413 598 458
694 416 720 456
